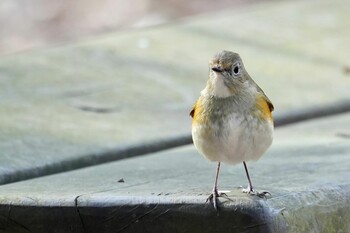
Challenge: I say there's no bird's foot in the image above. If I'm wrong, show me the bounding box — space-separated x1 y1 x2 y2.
206 190 228 211
242 186 271 199
255 191 271 198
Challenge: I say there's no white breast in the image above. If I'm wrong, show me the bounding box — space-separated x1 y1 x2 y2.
192 113 273 165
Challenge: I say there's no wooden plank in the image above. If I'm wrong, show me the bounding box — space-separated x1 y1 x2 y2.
0 113 349 232
0 0 349 185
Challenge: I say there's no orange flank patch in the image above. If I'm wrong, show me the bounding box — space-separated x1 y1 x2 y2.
190 98 207 125
256 95 273 121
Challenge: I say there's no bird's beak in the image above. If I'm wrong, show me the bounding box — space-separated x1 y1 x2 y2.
211 66 223 73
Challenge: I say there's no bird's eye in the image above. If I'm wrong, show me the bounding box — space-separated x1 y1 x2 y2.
233 65 240 75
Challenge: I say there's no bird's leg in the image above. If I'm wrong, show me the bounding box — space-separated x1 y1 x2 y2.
242 161 271 198
242 161 254 193
206 162 225 210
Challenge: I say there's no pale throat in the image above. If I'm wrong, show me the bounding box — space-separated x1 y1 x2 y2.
201 73 232 98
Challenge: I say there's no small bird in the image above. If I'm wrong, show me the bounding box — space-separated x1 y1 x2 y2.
190 50 274 210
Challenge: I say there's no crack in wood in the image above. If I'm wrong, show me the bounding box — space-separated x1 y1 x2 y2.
74 195 86 233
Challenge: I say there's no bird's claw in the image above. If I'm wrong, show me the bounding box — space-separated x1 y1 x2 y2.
206 191 228 211
206 192 218 210
242 187 271 199
256 191 271 198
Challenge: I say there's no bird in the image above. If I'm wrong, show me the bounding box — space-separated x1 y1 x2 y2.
190 50 274 210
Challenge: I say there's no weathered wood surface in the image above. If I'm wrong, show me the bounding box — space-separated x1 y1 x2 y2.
0 0 350 184
0 113 349 232
0 0 350 232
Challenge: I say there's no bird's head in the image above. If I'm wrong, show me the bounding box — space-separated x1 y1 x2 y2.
206 50 249 97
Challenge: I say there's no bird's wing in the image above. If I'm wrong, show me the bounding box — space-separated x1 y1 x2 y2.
190 105 195 118
256 85 274 112
263 94 274 112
